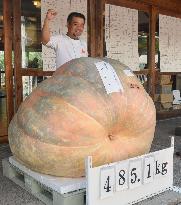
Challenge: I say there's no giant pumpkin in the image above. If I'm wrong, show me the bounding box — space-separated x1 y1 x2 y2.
8 57 156 177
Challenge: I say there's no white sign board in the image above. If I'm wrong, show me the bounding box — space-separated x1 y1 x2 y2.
95 61 124 94
86 138 174 205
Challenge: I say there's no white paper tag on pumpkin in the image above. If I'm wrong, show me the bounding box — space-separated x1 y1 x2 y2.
123 69 134 76
95 61 124 94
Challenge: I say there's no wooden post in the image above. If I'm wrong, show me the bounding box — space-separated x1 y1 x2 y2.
148 6 157 99
87 0 105 57
13 0 23 111
0 136 8 143
0 66 1 88
95 0 105 57
3 0 14 124
87 0 96 57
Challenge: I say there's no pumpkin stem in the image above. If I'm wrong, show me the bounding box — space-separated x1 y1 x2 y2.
108 134 115 141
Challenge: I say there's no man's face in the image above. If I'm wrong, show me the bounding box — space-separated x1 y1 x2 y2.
67 16 85 39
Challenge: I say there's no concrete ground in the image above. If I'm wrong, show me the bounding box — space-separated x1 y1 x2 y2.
0 117 181 205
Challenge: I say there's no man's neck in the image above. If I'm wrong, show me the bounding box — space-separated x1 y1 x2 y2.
66 33 79 40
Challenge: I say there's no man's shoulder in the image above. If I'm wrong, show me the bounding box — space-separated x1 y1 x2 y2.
51 34 64 39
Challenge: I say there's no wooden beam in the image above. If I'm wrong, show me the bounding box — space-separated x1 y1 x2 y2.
106 0 149 12
134 69 149 75
159 10 181 19
13 0 23 112
159 72 181 75
133 69 181 75
140 0 181 16
21 69 54 76
139 0 181 17
157 109 181 120
106 0 181 18
147 6 157 99
3 0 14 124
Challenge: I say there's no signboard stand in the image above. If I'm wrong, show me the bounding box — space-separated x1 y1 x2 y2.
85 136 179 205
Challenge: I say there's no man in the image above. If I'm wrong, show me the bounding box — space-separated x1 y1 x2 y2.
42 9 88 68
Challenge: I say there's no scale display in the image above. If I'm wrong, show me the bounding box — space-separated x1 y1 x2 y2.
86 137 174 205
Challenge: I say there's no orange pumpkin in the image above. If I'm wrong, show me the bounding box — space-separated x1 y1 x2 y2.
8 57 156 177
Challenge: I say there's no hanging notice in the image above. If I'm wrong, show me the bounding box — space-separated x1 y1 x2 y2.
95 61 124 94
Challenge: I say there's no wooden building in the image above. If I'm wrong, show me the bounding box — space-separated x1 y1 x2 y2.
0 0 181 143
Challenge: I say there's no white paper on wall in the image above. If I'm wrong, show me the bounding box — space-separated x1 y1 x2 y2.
41 0 87 71
159 14 181 72
105 5 139 71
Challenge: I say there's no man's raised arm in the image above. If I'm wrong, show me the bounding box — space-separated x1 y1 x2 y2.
41 9 57 45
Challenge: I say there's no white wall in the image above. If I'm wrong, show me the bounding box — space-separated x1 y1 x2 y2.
105 4 139 71
159 14 181 72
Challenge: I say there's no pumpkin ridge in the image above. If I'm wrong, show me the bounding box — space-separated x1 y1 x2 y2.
17 96 108 146
9 115 109 149
49 96 109 134
39 75 113 121
132 95 155 131
39 74 121 130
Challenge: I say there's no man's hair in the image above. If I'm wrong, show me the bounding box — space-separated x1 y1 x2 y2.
67 12 85 24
